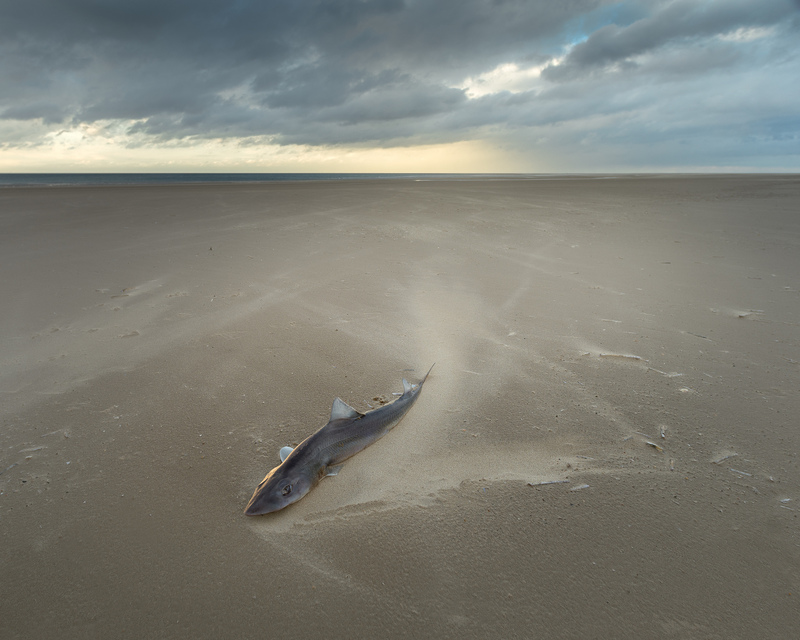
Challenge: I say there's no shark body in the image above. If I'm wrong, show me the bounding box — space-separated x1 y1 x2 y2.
244 365 433 515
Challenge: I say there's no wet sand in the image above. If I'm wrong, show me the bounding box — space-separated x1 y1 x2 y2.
1 175 799 638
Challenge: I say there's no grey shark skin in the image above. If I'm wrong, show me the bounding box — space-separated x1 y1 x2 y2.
244 365 434 516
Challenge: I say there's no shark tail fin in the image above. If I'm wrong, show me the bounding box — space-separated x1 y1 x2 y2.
402 363 435 394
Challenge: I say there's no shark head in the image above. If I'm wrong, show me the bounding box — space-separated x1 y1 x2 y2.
243 464 315 516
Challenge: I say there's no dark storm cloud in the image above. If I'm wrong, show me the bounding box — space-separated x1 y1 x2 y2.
543 0 794 80
0 0 603 133
1 0 798 169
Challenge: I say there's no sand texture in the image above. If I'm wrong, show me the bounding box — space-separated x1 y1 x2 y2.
2 176 799 638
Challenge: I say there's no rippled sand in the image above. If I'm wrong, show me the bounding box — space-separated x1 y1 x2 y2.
2 175 799 638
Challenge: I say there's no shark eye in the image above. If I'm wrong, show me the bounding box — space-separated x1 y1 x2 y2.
281 484 292 496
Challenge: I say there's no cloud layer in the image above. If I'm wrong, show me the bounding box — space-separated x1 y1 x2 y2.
1 0 798 170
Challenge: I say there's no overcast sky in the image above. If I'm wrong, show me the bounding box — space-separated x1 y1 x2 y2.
1 0 798 172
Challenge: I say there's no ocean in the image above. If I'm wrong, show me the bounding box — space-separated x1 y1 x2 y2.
0 173 498 188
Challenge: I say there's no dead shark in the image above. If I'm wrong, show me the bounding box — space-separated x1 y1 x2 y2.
244 365 434 515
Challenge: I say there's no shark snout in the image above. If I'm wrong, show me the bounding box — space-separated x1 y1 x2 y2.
243 492 288 516
243 468 313 515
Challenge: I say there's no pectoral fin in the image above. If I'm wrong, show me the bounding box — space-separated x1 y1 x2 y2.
326 464 344 477
330 397 364 421
279 446 294 462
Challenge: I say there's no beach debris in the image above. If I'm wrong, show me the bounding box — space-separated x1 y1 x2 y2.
648 367 684 377
711 452 738 464
660 426 666 439
730 468 752 477
646 441 664 452
599 353 643 361
570 484 590 492
669 459 675 471
527 480 569 487
780 498 792 503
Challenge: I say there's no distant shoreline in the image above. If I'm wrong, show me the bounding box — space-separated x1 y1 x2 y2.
2 172 797 189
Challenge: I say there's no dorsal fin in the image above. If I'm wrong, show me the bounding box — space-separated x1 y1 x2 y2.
402 378 412 394
330 397 364 421
279 446 294 462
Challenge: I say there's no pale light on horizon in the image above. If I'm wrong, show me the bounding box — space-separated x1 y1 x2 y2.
0 133 532 174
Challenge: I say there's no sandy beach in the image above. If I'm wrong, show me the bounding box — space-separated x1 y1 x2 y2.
1 175 799 638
